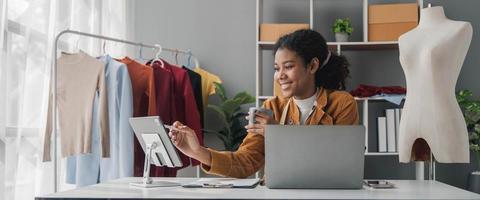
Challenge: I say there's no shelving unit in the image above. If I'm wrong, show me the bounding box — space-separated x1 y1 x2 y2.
259 96 404 101
365 152 399 156
258 41 399 52
255 0 422 156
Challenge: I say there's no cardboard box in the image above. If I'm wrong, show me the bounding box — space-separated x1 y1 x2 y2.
368 3 418 41
260 24 310 42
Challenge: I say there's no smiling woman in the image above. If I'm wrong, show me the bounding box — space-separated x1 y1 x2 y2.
274 29 350 95
168 29 359 179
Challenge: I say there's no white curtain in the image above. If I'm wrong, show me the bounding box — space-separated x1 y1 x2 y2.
0 0 132 199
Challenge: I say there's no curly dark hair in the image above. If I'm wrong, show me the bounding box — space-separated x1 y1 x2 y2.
273 29 350 90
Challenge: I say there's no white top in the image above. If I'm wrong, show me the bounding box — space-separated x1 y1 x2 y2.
398 6 472 163
293 92 317 124
36 178 480 199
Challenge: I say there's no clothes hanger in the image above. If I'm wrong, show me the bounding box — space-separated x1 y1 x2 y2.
63 36 81 55
136 44 147 61
193 56 200 68
183 49 200 69
151 44 165 68
174 49 179 65
74 36 81 54
186 49 192 68
102 40 107 56
61 38 78 55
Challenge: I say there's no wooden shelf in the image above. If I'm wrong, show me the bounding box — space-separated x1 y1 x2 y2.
258 96 272 100
257 41 275 49
258 41 399 51
365 152 399 156
354 96 405 101
258 96 404 101
329 41 399 51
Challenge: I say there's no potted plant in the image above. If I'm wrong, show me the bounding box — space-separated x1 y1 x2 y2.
204 82 255 151
456 89 480 193
332 18 353 42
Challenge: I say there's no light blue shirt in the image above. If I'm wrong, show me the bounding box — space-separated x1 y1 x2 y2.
66 55 134 186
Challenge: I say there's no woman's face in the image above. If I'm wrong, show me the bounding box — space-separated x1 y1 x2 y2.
274 48 317 99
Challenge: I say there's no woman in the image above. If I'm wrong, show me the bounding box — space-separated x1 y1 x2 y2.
168 29 359 178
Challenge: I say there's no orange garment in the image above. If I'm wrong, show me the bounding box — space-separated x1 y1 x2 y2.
118 57 157 176
118 57 157 117
201 87 359 178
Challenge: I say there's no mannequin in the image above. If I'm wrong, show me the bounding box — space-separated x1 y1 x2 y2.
398 6 472 163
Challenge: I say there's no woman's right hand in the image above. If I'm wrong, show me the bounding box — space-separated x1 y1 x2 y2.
168 121 201 158
168 121 212 166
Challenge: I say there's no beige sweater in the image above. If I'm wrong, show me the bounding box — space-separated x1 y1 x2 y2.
43 51 110 161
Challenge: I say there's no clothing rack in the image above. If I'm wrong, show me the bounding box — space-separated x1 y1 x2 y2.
51 29 201 192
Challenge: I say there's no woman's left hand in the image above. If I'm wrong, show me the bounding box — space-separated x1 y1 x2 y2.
244 111 278 136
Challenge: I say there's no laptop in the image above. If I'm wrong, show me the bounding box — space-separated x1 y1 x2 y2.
264 125 365 189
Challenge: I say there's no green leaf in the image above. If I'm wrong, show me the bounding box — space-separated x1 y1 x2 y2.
207 104 227 121
232 112 247 121
206 105 232 135
457 89 480 156
206 84 255 151
212 131 229 143
203 129 218 134
221 99 244 118
461 90 473 98
214 82 227 102
231 120 246 133
475 124 480 134
332 18 353 34
346 27 353 35
469 131 479 141
471 144 480 152
233 91 256 105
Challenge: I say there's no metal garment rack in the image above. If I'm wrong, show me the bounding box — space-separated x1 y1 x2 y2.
51 29 201 192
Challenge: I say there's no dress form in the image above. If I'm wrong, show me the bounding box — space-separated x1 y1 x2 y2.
398 6 472 163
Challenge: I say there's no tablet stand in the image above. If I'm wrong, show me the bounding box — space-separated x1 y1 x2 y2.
129 138 180 188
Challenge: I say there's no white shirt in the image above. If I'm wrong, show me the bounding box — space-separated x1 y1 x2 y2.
293 91 317 125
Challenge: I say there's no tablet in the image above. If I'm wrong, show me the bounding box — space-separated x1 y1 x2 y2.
128 116 183 168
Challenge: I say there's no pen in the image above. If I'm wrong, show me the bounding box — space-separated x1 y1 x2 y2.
164 124 185 133
164 124 174 130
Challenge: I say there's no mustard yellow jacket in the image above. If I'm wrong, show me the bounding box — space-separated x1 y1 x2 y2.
201 87 359 178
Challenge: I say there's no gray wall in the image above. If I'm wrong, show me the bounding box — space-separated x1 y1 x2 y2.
424 0 480 190
133 0 257 177
133 0 480 189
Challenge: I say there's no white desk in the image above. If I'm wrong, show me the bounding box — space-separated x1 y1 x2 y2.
36 177 480 200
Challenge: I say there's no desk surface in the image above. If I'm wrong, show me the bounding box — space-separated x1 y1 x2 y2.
36 177 480 200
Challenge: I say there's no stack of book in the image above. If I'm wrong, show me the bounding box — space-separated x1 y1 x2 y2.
377 108 402 152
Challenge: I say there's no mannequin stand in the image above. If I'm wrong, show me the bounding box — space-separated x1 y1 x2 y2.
416 162 425 180
415 153 436 180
